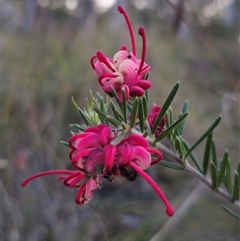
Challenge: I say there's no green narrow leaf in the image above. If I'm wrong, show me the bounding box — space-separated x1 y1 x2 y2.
175 136 185 158
202 132 213 175
237 162 240 175
138 98 145 133
143 72 149 80
217 151 229 188
158 160 184 170
71 96 80 110
168 107 173 126
224 158 232 195
92 107 107 122
177 100 189 135
111 131 125 146
165 107 173 129
183 140 202 173
111 87 122 108
153 112 188 144
69 124 85 131
100 98 106 113
184 116 221 159
211 139 218 169
210 161 218 190
110 100 119 120
106 116 121 126
109 100 124 122
142 96 148 119
121 89 127 123
127 103 133 113
152 82 180 134
92 105 106 124
99 98 109 124
145 89 149 103
60 141 69 147
221 204 240 219
165 111 170 129
78 108 92 126
130 98 139 129
232 172 240 202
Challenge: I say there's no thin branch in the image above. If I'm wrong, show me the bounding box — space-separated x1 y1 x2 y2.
131 129 240 208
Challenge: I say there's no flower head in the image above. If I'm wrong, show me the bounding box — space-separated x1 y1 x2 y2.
69 124 116 174
90 6 151 102
148 105 166 137
21 124 116 205
21 124 174 216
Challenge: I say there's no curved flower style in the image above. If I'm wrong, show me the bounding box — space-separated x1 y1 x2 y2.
21 170 101 204
148 105 166 137
116 134 174 216
90 6 151 102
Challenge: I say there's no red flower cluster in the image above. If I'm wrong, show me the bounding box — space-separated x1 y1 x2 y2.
21 6 174 217
90 6 151 102
21 124 174 216
148 105 166 137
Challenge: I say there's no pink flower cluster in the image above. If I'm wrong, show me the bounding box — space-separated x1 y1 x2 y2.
90 6 151 102
21 6 174 217
21 124 174 216
148 105 166 137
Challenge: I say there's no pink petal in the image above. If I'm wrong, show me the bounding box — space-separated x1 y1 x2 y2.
100 74 124 93
85 124 107 134
71 148 95 166
113 50 137 69
116 142 132 165
136 80 151 90
84 178 99 201
68 133 90 149
83 149 104 173
75 133 100 151
129 85 145 97
137 61 150 77
131 146 151 170
103 144 117 173
100 126 112 146
123 134 149 148
118 59 139 85
75 184 86 204
66 173 86 187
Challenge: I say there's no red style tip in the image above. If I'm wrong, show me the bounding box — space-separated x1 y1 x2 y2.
166 207 174 217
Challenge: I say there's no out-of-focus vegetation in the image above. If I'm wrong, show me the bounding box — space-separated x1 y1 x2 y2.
2 0 239 240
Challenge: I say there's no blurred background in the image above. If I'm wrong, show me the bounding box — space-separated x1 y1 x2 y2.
1 0 239 240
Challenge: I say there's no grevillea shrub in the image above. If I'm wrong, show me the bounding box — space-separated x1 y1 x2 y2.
21 6 240 222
